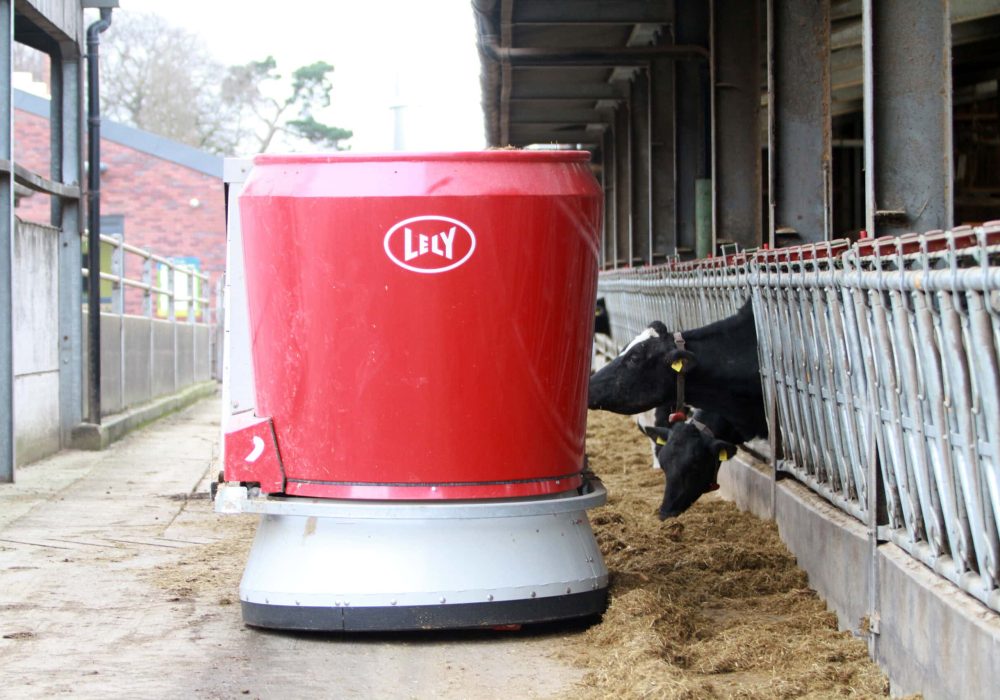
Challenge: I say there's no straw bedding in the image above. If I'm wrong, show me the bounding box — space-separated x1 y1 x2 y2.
558 409 893 699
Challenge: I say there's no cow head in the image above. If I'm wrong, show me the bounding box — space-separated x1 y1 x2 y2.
588 322 696 414
643 423 735 520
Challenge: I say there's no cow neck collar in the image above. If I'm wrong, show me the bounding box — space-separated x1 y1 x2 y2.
687 416 723 492
672 331 687 415
688 416 713 438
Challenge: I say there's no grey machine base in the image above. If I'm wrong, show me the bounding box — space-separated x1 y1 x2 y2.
219 479 611 632
242 589 608 631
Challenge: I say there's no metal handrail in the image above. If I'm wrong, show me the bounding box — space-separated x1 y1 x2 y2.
80 231 219 420
84 232 213 317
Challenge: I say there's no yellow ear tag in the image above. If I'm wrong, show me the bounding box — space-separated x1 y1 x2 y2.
718 449 729 461
671 359 684 373
655 437 667 446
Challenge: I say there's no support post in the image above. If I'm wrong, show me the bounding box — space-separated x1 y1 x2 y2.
650 54 676 261
602 127 617 269
0 0 12 481
695 178 712 258
770 0 832 244
630 68 651 265
53 47 84 445
674 1 710 259
712 0 762 251
868 0 953 236
613 102 632 267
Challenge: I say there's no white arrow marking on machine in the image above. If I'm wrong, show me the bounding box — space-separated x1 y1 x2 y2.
245 435 265 463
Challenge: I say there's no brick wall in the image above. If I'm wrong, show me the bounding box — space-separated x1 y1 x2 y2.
14 107 226 311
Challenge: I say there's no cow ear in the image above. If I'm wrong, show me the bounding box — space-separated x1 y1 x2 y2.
642 425 672 446
665 349 696 374
712 440 737 462
648 320 669 336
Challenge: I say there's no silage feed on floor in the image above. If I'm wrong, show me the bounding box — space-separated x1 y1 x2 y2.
560 410 891 699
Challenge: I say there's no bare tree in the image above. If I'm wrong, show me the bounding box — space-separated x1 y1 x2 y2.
12 43 50 87
98 12 351 154
100 12 243 154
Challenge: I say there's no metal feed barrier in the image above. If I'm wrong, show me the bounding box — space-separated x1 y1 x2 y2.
598 252 750 342
596 222 1000 613
750 241 873 523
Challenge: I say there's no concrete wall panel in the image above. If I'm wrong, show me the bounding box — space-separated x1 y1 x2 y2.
13 372 60 466
13 222 58 375
176 325 194 388
152 320 175 397
194 325 210 381
13 221 61 465
99 314 122 416
123 316 152 409
877 545 1000 700
775 479 871 633
81 314 213 418
718 452 772 520
723 454 1000 699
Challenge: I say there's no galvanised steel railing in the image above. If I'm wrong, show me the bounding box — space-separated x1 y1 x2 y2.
81 233 217 418
595 222 1000 612
749 241 872 522
844 228 1000 610
597 252 751 345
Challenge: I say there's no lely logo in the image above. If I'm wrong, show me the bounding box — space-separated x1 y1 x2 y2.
383 216 476 274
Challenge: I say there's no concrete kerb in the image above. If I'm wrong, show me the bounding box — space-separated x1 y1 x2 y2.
70 380 219 450
719 449 1000 700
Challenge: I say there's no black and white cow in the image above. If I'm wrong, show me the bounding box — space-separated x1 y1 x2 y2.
588 300 767 441
642 409 741 519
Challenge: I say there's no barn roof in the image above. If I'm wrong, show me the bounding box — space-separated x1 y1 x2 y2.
474 0 1000 150
14 88 222 178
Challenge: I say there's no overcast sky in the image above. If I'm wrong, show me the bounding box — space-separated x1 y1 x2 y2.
118 0 487 153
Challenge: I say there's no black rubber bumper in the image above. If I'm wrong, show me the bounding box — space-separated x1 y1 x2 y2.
241 588 609 631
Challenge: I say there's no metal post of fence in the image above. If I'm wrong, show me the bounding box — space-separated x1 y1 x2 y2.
113 237 124 412
189 268 196 383
169 261 177 393
143 255 153 405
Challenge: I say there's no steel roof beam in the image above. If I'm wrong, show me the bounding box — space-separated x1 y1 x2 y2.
510 82 628 100
511 0 673 25
507 105 613 123
484 42 709 63
832 0 1000 51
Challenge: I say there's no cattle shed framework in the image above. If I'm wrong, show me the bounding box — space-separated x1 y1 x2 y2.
1 0 108 484
475 2 1000 698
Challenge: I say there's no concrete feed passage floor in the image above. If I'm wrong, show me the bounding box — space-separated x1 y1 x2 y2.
0 397 888 698
0 398 579 699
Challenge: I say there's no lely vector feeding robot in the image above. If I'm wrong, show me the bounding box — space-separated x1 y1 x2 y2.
215 152 609 631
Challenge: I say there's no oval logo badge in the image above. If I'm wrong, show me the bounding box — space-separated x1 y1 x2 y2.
383 215 476 274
